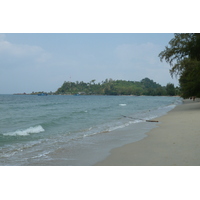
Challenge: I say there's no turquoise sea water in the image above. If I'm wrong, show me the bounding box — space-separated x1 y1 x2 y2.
0 94 182 165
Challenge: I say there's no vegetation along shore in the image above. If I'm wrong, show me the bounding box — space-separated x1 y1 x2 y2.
16 77 178 96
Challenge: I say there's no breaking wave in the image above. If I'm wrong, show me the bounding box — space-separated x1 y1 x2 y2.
119 104 127 106
3 125 45 136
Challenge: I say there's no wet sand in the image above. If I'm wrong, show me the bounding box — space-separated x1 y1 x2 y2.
95 99 200 166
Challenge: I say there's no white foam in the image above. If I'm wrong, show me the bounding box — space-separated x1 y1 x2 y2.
108 124 129 132
31 151 51 159
119 104 127 106
3 125 45 136
166 104 176 109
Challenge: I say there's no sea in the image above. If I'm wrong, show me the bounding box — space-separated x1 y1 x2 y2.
0 94 182 166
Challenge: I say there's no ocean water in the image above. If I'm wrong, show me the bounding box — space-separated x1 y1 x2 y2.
0 94 182 165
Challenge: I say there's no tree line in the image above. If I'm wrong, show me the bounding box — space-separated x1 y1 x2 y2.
54 78 178 96
159 33 200 98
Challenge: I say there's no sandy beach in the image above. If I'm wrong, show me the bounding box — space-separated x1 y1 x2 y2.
95 99 200 166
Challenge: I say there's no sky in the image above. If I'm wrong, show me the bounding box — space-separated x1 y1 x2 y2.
0 33 179 94
1 1 197 95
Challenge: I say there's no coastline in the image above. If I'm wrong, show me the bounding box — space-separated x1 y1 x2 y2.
95 99 200 166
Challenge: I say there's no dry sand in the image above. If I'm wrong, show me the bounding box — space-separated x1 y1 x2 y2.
95 99 200 166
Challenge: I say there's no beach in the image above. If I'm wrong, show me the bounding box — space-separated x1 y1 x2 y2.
95 99 200 166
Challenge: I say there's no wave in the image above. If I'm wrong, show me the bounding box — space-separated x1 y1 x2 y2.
77 118 146 140
3 125 45 136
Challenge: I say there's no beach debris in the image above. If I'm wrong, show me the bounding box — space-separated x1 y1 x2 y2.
122 115 159 122
146 120 159 122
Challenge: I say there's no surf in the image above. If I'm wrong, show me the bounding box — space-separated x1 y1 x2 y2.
3 125 45 136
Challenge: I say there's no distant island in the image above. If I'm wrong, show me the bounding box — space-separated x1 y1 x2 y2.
19 77 178 96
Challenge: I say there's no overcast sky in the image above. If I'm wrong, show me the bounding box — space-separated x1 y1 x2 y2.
0 33 179 94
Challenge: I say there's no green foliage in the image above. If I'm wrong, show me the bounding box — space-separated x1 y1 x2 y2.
166 83 176 96
179 59 200 98
159 33 200 98
54 78 177 96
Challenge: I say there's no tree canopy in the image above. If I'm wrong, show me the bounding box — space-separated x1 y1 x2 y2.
159 33 200 98
54 78 177 96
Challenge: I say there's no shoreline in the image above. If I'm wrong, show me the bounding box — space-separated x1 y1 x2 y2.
95 99 200 166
